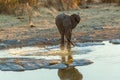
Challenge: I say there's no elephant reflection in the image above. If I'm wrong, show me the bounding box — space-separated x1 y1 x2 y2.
61 54 73 65
58 53 83 80
60 48 73 64
55 13 80 51
58 50 83 80
58 67 83 80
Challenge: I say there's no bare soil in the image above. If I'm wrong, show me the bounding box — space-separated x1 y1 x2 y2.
0 4 120 49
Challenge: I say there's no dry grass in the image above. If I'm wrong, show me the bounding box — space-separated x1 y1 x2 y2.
0 0 38 14
0 0 120 14
0 4 120 46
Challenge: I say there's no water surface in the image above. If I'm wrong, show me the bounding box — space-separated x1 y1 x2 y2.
0 41 120 80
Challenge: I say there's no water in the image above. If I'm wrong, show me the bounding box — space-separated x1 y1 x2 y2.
0 41 120 80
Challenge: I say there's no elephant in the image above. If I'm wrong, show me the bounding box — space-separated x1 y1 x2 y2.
55 13 80 51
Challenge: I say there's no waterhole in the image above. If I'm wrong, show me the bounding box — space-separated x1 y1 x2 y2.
0 41 120 80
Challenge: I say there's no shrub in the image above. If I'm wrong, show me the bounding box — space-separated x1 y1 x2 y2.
0 0 37 14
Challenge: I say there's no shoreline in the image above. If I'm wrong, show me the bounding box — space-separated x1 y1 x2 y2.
0 27 120 50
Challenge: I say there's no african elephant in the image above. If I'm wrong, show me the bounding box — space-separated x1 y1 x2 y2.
55 13 80 51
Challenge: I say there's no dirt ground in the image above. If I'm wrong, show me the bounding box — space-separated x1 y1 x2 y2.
0 4 120 49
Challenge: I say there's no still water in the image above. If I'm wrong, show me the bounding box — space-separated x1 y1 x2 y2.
0 41 120 80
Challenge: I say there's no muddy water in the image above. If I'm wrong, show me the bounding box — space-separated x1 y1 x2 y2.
0 41 120 80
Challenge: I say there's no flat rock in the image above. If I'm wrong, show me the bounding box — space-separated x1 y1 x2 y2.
69 59 93 67
1 62 25 71
0 58 93 71
44 63 67 69
109 39 120 44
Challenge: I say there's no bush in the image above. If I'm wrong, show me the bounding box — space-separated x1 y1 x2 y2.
118 0 120 5
0 0 18 14
1 0 120 14
0 0 81 14
0 0 38 14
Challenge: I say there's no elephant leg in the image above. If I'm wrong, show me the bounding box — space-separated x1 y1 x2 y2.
60 34 65 50
57 26 65 50
65 29 72 52
67 54 73 64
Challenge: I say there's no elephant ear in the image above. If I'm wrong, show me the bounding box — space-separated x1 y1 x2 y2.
71 14 80 23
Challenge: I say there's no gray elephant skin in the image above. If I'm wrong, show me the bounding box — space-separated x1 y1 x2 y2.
55 13 80 51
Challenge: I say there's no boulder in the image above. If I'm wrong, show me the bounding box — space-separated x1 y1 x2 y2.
109 39 120 44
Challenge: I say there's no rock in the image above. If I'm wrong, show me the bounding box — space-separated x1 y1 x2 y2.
21 62 41 70
109 39 120 44
69 59 93 67
0 58 49 71
0 64 12 71
4 62 25 71
44 63 67 69
0 58 93 71
92 26 103 30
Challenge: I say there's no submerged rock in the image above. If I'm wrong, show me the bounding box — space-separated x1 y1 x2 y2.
109 39 120 44
0 58 93 71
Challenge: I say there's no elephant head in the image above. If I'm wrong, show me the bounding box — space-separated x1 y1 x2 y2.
70 14 80 29
55 13 80 51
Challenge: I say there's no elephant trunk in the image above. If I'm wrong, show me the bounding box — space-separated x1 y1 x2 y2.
65 29 75 47
66 38 75 46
